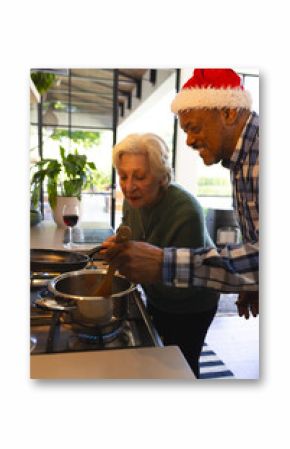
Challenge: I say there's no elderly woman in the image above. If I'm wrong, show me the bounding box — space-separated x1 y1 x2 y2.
108 133 219 377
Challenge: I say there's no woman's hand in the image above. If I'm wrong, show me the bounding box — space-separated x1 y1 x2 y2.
100 241 163 284
100 234 117 249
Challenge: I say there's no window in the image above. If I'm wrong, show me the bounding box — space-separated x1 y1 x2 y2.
40 127 112 223
30 69 115 226
30 69 177 229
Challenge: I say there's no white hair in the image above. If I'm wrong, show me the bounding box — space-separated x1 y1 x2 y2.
113 133 172 187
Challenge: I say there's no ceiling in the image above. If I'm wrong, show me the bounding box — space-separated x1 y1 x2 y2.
31 68 175 129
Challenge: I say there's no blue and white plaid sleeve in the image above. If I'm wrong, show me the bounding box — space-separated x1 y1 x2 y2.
163 242 258 293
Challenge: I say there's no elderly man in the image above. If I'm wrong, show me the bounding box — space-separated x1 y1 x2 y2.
102 68 259 318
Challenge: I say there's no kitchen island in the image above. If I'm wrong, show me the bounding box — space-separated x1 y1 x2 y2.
30 221 195 380
31 346 195 379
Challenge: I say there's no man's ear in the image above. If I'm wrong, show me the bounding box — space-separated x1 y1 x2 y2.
221 108 238 125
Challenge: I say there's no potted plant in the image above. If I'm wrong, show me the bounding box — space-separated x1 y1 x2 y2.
30 71 56 96
31 145 97 227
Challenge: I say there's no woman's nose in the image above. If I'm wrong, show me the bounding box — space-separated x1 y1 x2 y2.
125 178 136 192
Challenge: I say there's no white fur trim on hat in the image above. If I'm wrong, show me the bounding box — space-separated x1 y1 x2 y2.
171 87 252 113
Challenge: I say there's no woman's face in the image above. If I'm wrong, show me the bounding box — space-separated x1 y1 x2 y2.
117 153 163 208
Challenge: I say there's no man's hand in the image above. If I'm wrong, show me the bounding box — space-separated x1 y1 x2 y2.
100 241 164 284
235 291 259 319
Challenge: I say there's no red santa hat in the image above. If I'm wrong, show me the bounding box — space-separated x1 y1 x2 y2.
171 68 252 113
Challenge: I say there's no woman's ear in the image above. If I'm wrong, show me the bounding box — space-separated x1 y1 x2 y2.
221 108 238 125
159 174 168 188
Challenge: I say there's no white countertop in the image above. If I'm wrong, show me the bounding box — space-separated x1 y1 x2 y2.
30 220 109 252
30 346 195 380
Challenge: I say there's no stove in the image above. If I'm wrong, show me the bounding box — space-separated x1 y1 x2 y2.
30 278 163 355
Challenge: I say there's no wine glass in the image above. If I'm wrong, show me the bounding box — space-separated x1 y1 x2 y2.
62 203 79 248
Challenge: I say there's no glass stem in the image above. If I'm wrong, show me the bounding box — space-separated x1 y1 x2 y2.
69 226 72 244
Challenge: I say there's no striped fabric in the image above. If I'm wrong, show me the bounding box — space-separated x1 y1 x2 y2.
199 342 235 379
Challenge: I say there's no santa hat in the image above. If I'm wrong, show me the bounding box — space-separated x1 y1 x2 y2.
171 69 252 113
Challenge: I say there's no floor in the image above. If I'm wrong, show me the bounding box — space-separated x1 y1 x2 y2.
205 294 260 379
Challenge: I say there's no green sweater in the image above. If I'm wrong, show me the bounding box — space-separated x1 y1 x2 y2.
122 183 219 314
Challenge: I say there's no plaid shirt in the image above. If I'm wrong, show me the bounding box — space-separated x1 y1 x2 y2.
163 112 259 292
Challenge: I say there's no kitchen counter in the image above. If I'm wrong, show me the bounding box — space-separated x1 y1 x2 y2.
31 220 108 252
30 220 196 380
30 345 195 379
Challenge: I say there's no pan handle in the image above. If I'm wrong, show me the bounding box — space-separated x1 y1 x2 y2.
87 225 132 260
87 245 103 259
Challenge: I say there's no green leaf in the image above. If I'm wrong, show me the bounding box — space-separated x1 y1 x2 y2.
31 183 41 209
31 72 56 94
59 146 65 161
63 178 82 197
47 178 58 209
50 129 101 147
30 143 108 208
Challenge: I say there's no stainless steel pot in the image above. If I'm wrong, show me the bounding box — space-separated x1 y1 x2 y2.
48 269 135 326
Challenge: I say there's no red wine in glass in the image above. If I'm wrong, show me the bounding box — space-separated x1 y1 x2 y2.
63 214 79 227
62 203 79 248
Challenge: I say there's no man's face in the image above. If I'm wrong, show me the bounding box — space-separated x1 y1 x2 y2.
179 108 231 165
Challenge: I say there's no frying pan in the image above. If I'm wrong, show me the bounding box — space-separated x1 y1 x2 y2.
30 249 90 273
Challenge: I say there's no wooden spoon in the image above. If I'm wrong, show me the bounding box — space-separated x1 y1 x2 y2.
92 225 132 297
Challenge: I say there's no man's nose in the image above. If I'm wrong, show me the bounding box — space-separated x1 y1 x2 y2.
186 133 196 147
